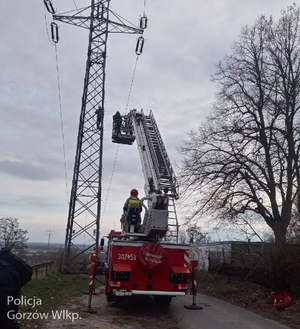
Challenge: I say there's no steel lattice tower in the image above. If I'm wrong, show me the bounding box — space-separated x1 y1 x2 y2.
51 0 143 272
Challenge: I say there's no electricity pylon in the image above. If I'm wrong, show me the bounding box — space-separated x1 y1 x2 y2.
47 0 144 272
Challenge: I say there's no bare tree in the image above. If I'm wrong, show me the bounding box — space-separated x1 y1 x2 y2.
286 204 300 244
179 5 300 246
186 224 203 244
0 217 29 253
286 219 300 244
219 212 265 243
178 224 210 244
178 228 188 244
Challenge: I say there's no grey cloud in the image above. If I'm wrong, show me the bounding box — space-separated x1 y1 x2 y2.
0 195 65 210
0 0 293 242
0 159 58 181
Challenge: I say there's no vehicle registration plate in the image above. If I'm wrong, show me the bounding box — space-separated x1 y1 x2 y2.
114 290 132 296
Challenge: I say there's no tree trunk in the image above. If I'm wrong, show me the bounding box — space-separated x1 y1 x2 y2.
273 221 287 247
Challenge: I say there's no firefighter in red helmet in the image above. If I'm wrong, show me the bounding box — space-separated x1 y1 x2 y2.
130 188 139 197
122 189 142 232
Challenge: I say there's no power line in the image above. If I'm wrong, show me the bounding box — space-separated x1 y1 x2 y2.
101 144 120 226
43 5 56 45
101 55 141 224
125 56 140 114
43 1 69 206
72 0 78 10
54 44 69 206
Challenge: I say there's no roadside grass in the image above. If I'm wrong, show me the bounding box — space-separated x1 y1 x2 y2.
198 271 300 329
20 270 90 314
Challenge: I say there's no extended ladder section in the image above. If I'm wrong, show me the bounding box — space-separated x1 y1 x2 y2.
112 109 179 242
130 110 178 194
131 109 179 242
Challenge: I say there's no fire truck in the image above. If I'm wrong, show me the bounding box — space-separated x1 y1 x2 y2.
102 109 190 303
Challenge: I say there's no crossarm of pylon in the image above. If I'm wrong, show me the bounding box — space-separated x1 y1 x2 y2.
53 15 91 29
108 9 143 34
107 20 143 34
53 16 143 34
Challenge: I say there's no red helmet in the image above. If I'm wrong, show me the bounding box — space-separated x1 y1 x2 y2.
130 188 139 197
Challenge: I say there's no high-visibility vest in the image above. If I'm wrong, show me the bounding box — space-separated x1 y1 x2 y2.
124 197 142 212
128 198 141 209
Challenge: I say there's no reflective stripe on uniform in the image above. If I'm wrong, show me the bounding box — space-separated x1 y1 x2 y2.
128 199 141 209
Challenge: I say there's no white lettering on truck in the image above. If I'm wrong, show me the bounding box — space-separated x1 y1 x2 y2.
117 253 137 261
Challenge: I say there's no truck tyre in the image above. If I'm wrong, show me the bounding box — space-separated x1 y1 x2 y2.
114 296 124 304
106 291 114 302
154 296 172 304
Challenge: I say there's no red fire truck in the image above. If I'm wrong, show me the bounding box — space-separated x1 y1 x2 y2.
103 109 190 303
104 230 190 303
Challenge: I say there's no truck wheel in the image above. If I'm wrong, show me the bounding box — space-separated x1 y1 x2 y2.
114 296 124 304
154 296 172 304
106 291 114 302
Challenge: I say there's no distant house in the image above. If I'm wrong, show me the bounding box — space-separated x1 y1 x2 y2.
189 241 266 271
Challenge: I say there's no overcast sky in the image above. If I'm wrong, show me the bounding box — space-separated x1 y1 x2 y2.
0 0 294 244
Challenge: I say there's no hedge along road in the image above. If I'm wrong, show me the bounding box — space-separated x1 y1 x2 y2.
32 290 292 329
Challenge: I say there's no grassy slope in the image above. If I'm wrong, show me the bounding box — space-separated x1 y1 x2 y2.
19 271 92 326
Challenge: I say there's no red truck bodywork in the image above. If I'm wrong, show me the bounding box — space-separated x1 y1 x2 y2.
105 231 190 302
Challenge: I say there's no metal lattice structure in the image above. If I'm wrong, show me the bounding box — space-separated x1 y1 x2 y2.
51 0 143 272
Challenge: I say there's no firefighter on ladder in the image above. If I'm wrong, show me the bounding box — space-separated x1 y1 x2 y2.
113 111 122 135
121 188 142 233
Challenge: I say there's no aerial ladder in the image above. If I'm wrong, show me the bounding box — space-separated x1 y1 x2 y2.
112 109 179 242
102 109 188 304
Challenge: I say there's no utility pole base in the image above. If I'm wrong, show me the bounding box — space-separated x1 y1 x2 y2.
81 307 97 313
184 304 203 310
83 291 98 295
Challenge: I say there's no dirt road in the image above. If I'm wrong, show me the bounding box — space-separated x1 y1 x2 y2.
30 289 292 329
173 294 292 329
32 288 178 329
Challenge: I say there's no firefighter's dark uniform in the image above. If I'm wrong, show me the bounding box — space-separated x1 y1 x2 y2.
123 197 142 232
113 112 122 135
